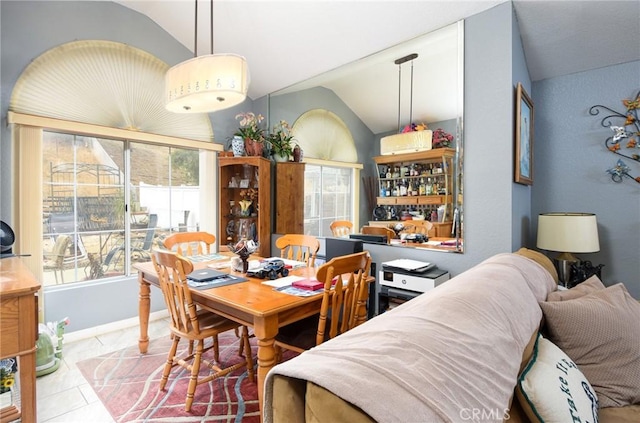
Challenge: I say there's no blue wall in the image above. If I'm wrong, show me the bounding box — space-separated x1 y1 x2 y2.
532 60 640 297
1 0 636 335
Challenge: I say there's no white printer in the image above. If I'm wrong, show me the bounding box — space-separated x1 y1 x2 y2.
377 259 449 312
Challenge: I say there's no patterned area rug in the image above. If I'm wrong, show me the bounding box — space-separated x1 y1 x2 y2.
78 331 281 422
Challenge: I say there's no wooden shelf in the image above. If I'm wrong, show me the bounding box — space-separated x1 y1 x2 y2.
218 156 271 258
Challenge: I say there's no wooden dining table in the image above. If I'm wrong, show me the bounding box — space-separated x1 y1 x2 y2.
133 254 327 421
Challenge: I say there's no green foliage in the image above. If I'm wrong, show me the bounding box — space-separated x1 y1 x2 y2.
171 149 199 185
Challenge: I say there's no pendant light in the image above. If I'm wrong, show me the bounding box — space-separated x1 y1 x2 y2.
165 0 249 113
380 53 433 155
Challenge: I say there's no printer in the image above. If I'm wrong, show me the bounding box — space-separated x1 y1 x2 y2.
377 259 449 312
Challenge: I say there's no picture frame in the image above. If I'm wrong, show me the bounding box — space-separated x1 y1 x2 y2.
515 82 534 185
239 179 250 188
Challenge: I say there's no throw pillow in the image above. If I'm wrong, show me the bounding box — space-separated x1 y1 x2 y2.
540 283 640 408
546 275 606 301
516 335 598 423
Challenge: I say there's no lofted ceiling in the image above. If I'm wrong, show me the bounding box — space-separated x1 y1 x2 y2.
115 0 640 133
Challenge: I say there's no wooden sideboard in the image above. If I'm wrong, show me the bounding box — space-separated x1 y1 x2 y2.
0 257 40 423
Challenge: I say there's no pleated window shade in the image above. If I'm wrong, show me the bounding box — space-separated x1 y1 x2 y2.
9 40 212 143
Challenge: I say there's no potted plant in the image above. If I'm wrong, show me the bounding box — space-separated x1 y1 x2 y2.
267 120 295 162
235 112 265 156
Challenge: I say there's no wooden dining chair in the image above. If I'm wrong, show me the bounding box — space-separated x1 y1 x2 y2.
274 251 372 356
329 220 353 238
162 231 216 256
275 234 320 267
360 225 396 244
401 220 435 237
151 249 254 412
162 231 248 354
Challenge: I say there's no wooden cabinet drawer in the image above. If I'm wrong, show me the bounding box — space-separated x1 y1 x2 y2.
0 298 20 356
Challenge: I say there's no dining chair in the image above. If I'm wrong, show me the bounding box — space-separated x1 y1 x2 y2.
329 220 353 238
151 249 254 412
43 234 72 284
275 234 320 267
162 231 216 256
401 220 435 237
274 251 372 356
163 231 248 355
360 225 396 244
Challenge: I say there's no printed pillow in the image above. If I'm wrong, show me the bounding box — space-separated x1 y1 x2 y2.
516 335 598 423
540 283 640 408
546 275 605 301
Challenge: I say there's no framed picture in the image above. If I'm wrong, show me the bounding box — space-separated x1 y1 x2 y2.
239 179 250 188
515 82 534 185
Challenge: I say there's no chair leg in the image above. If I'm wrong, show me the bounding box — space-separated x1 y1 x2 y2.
160 336 180 391
242 326 255 383
213 335 220 363
185 340 203 412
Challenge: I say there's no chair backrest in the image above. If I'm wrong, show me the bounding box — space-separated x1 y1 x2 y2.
51 234 71 265
401 220 434 236
151 249 202 336
163 231 216 256
275 234 320 267
329 220 353 238
316 251 372 346
360 226 396 244
140 213 158 250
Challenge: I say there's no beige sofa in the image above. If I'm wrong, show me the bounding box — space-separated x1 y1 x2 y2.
264 249 640 423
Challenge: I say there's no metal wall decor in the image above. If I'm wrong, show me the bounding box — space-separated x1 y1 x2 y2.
589 90 640 183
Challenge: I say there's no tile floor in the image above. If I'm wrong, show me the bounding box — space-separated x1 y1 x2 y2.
35 313 171 422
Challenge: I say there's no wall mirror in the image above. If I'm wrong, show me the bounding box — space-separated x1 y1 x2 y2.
267 21 464 253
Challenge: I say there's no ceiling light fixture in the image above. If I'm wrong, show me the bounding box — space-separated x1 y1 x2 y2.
165 0 249 113
380 53 432 155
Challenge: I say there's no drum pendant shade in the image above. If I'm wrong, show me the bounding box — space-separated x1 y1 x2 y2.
165 53 249 113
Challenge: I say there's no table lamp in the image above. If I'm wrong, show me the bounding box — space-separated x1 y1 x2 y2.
536 212 600 286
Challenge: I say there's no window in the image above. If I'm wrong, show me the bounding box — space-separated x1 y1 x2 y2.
40 129 213 286
304 163 358 237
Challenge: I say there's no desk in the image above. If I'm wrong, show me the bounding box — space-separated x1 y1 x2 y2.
134 256 334 421
0 257 40 423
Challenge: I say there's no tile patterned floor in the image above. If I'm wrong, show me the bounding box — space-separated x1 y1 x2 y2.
36 314 170 422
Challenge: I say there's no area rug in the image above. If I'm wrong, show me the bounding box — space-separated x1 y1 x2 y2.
78 331 288 422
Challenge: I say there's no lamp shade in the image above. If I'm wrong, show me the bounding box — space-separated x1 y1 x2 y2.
536 212 600 253
165 53 249 113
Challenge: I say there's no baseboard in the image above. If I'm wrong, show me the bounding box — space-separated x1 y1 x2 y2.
63 309 169 343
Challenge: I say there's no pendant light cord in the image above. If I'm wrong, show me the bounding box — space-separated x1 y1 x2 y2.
193 0 198 57
394 53 419 133
210 0 214 55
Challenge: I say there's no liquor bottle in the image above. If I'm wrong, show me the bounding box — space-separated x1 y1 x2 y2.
419 178 426 196
427 178 433 195
380 183 386 197
386 167 391 179
399 179 407 196
386 181 392 197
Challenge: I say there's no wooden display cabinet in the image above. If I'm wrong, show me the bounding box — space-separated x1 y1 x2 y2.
373 148 455 226
0 257 40 423
275 162 305 234
219 156 271 258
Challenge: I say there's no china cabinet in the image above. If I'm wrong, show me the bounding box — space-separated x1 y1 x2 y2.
219 156 271 257
275 162 305 234
373 148 455 231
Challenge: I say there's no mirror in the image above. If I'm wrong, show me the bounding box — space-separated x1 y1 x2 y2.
267 21 464 252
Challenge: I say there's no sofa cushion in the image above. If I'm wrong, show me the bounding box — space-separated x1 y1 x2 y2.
546 275 605 301
540 283 640 408
517 335 598 423
599 404 640 423
515 248 558 284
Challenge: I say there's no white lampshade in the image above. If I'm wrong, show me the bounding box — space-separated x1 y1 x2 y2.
536 212 600 254
165 53 249 113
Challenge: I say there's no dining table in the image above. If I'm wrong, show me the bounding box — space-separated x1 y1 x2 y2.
133 254 329 421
